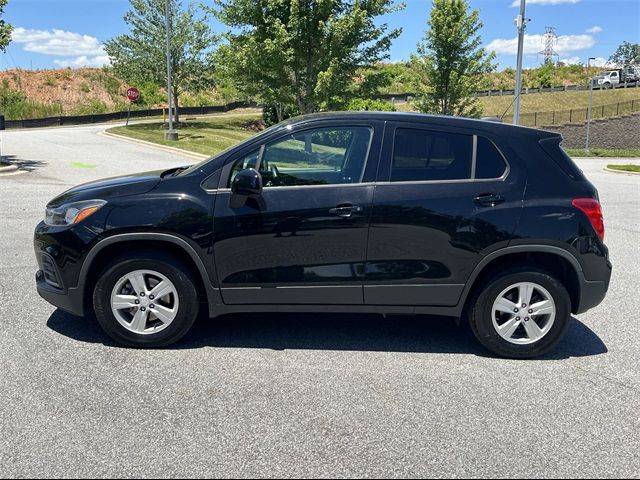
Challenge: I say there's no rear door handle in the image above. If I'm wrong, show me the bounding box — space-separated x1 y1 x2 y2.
329 205 363 218
474 193 505 207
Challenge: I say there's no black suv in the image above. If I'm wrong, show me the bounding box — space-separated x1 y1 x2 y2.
35 112 611 358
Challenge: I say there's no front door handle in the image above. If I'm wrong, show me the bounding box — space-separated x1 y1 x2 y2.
474 193 505 207
329 205 363 218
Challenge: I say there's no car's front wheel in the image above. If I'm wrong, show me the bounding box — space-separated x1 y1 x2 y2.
93 252 199 347
468 268 572 359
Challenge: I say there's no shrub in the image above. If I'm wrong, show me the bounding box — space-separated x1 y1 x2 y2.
346 98 396 112
70 99 109 115
0 85 60 119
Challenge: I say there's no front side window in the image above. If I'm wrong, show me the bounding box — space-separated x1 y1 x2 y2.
228 126 373 188
391 128 473 182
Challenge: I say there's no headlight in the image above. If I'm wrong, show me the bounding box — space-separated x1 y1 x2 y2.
45 199 107 227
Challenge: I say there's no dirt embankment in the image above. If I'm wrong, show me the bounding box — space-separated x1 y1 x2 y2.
0 68 128 112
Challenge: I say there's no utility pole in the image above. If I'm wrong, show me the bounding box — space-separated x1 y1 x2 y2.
164 0 178 141
513 0 529 125
586 57 596 152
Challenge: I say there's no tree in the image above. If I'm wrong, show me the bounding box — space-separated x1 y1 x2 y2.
609 41 640 67
409 0 495 118
213 0 404 121
105 0 216 122
0 0 13 52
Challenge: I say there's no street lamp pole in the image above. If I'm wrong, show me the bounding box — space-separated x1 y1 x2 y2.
513 0 528 125
586 57 596 152
164 0 177 141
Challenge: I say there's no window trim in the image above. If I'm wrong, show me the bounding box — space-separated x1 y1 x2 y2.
386 127 510 185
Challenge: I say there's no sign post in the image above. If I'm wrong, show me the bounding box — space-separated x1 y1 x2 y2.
126 87 140 126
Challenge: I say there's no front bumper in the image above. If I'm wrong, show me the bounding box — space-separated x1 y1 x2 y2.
36 270 85 316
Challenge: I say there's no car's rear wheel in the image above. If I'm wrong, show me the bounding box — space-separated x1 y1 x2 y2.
93 252 199 348
468 268 571 359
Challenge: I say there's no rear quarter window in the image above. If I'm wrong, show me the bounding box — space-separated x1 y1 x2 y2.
539 136 586 181
476 137 508 179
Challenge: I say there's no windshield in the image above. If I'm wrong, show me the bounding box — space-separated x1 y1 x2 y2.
177 120 288 176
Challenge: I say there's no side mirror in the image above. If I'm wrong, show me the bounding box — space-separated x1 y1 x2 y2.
231 168 263 197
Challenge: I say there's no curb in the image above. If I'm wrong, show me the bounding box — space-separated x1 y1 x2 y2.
603 166 640 176
0 164 19 176
99 130 210 161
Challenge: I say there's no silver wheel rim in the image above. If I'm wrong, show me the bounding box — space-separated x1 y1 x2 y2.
110 269 179 335
491 282 556 345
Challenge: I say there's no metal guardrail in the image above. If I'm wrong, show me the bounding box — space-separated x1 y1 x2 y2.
4 101 258 130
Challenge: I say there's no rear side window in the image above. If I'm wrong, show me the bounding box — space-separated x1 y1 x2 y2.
391 128 473 182
476 137 507 179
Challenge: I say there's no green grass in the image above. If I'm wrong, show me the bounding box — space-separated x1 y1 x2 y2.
565 149 640 158
107 113 261 156
606 164 640 172
479 88 640 118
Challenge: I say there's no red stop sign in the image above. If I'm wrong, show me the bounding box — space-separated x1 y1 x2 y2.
127 87 140 102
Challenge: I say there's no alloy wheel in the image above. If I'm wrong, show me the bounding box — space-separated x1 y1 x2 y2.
491 281 557 345
110 269 179 335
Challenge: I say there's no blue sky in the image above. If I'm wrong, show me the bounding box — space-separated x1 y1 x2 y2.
2 0 639 71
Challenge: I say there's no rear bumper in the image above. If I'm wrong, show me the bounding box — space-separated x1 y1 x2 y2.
575 278 609 314
575 259 611 314
36 270 85 317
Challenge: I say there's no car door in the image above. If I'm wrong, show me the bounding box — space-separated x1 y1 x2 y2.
364 122 525 306
213 121 382 305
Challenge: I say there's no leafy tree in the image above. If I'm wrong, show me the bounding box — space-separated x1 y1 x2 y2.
213 0 404 121
609 41 640 66
410 0 495 117
534 62 555 88
105 0 216 122
0 0 11 52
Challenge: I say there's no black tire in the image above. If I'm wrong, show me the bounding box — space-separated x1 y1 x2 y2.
93 251 199 348
468 267 572 359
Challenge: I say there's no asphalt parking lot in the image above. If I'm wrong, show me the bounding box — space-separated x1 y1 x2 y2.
0 124 639 478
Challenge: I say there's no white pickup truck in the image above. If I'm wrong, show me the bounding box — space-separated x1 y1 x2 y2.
593 70 621 88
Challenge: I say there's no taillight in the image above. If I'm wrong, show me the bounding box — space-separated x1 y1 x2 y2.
572 198 605 241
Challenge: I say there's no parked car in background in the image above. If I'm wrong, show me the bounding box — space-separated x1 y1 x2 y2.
34 112 612 359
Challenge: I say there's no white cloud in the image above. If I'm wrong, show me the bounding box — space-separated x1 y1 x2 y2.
511 0 580 6
559 56 582 65
591 57 614 68
486 34 596 56
53 55 111 68
586 26 603 34
12 27 106 57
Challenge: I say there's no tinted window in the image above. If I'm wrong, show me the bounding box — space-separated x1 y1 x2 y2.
476 137 507 179
229 126 372 187
261 127 372 187
391 128 472 182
